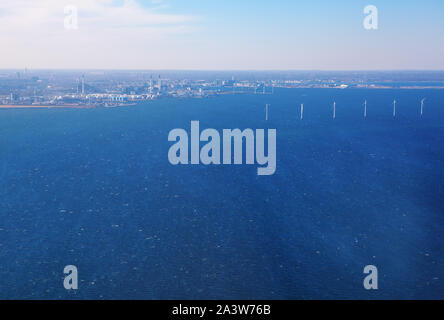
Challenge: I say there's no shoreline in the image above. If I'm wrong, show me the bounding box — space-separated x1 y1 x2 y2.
0 103 137 109
0 105 97 109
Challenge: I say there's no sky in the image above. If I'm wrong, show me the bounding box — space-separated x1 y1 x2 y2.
0 0 443 70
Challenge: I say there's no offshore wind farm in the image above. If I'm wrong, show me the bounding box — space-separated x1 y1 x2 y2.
263 96 430 121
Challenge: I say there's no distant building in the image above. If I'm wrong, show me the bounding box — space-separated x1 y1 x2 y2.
10 92 19 102
157 75 162 91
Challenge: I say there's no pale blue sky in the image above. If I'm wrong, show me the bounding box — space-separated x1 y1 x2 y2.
0 0 443 70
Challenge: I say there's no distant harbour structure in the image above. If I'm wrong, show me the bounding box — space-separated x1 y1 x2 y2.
254 83 273 95
81 75 85 96
148 75 153 93
254 83 274 95
158 75 162 91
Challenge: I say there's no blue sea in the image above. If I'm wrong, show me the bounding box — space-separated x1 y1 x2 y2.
0 88 443 299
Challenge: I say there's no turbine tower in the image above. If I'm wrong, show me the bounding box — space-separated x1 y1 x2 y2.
301 104 304 120
81 75 85 96
421 98 426 117
393 99 396 118
333 102 336 119
265 104 270 121
364 100 367 119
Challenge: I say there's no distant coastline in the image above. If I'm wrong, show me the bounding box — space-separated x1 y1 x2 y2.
0 104 135 109
0 105 95 109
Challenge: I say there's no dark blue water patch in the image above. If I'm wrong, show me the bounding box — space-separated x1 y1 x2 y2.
0 89 443 299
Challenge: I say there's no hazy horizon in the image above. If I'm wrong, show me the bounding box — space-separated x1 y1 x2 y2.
2 68 444 72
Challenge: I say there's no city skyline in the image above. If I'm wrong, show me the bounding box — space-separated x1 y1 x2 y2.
0 0 444 70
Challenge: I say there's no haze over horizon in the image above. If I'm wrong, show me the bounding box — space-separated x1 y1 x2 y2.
1 0 443 70
3 68 444 72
